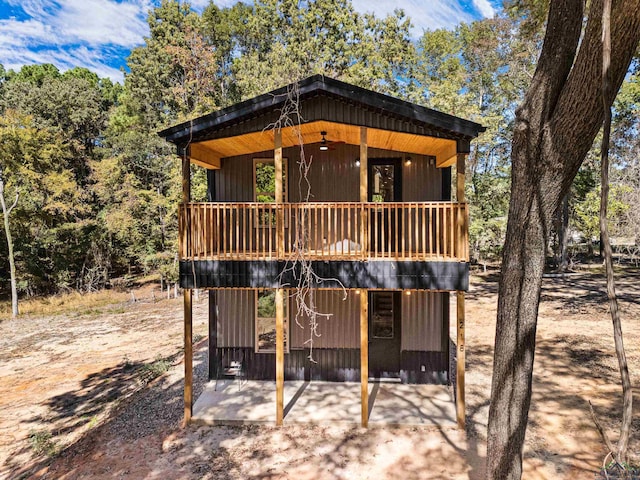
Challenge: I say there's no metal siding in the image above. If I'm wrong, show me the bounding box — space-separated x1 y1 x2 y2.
217 289 254 347
180 260 470 291
213 145 444 203
292 290 360 349
402 155 441 202
215 153 270 202
401 291 443 352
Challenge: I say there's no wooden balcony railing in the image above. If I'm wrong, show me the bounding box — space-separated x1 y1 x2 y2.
179 202 469 262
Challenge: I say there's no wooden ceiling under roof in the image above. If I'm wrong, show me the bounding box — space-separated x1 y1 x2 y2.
188 120 458 170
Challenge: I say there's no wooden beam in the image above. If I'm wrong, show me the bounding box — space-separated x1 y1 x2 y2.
275 129 284 258
360 290 369 427
359 127 368 203
456 153 467 259
275 288 285 426
189 143 221 169
456 291 465 429
198 121 468 162
360 127 368 256
184 288 193 425
435 140 458 168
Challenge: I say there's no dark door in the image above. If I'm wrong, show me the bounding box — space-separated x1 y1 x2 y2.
368 159 402 255
369 291 401 378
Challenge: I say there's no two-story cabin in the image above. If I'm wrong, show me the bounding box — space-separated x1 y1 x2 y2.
159 75 484 428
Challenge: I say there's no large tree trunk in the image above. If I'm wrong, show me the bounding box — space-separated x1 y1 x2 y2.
0 175 19 318
486 1 640 478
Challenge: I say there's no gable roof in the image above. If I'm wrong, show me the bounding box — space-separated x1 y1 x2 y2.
158 75 486 146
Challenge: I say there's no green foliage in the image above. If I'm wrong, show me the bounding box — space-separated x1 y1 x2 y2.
574 185 632 242
12 64 61 85
139 354 174 384
2 0 639 297
29 429 59 457
257 290 276 317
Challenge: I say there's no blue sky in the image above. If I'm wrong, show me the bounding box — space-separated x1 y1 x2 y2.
0 0 500 83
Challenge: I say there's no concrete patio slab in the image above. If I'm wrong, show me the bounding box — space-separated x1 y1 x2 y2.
192 380 457 428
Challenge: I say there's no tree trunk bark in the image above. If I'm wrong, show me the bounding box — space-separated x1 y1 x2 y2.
559 195 570 271
486 0 640 478
0 177 19 319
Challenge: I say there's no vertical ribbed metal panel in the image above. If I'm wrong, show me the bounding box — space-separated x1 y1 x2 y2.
291 290 360 349
402 155 441 202
217 289 254 347
215 154 268 201
401 291 443 351
293 144 359 202
215 145 444 203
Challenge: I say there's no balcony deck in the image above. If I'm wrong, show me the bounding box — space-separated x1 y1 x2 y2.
179 202 469 263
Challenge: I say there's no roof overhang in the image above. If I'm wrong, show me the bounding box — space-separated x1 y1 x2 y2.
160 75 485 169
186 120 459 169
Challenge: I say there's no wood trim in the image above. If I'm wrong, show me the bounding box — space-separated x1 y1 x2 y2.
360 128 368 256
183 289 193 425
456 291 465 429
456 154 467 261
189 143 221 169
275 288 285 426
275 130 284 258
360 290 369 427
359 127 368 202
435 140 458 168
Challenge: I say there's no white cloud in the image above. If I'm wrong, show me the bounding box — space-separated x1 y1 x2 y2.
472 0 495 18
4 0 150 48
0 43 124 81
308 0 476 35
208 0 493 34
0 0 151 82
1 0 500 83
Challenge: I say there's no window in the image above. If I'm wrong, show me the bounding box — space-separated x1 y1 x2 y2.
371 291 394 338
255 289 289 353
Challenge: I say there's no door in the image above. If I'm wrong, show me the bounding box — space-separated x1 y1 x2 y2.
368 291 401 378
368 159 402 255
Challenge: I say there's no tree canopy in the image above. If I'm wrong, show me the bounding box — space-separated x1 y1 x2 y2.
0 0 638 300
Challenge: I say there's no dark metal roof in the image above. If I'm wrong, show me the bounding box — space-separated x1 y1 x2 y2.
159 75 486 144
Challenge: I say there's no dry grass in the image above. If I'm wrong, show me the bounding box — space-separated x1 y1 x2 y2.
0 289 131 321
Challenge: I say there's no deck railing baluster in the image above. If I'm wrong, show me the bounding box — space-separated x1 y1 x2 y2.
178 202 468 262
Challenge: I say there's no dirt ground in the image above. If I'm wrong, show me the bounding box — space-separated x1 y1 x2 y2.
1 271 638 479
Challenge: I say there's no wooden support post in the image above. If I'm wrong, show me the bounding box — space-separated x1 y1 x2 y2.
181 150 191 261
274 129 284 258
275 288 285 426
360 127 368 202
456 291 465 429
182 145 193 426
456 153 467 260
360 290 369 427
360 127 368 256
184 288 193 425
208 290 218 381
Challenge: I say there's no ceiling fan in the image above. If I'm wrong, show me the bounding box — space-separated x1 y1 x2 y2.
318 131 344 151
